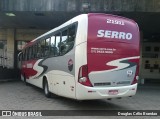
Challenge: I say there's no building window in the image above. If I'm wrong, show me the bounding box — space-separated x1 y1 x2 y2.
154 47 159 52
145 46 151 52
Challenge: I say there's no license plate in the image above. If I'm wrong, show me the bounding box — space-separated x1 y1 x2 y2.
108 90 118 95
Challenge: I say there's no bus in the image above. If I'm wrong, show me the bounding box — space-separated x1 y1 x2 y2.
18 13 140 100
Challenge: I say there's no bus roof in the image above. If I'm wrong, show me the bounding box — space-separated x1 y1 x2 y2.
22 13 138 49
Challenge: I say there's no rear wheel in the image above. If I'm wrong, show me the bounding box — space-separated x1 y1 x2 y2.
44 80 51 98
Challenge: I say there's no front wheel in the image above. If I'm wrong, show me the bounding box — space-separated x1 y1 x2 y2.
44 80 51 98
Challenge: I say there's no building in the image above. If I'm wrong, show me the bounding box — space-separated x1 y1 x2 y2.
0 0 160 84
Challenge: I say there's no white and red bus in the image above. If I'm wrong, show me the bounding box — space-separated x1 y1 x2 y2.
18 13 140 100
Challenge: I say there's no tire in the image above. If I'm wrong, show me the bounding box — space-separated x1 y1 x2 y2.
44 80 51 98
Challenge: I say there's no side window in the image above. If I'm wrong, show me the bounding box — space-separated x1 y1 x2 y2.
37 42 41 58
59 24 76 56
55 33 61 56
31 46 35 59
41 39 45 57
28 47 32 60
51 36 56 56
26 48 29 60
60 29 68 55
18 52 23 61
24 49 27 61
44 38 50 57
67 24 76 51
31 46 34 59
22 51 25 61
59 24 76 55
32 44 37 59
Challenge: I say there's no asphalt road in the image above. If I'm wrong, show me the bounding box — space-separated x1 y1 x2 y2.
0 80 160 119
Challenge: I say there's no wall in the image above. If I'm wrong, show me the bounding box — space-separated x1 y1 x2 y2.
0 28 47 69
141 42 160 79
0 29 7 68
16 29 47 41
0 0 160 12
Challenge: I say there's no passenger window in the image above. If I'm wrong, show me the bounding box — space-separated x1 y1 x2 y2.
37 42 41 58
25 49 27 60
22 51 25 61
28 47 32 60
51 36 56 56
60 29 68 55
31 46 36 59
33 44 37 59
65 25 76 53
26 48 29 60
18 52 22 61
59 24 76 55
55 33 61 56
44 38 50 57
41 40 45 57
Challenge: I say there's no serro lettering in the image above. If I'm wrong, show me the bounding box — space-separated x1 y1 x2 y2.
97 30 132 40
